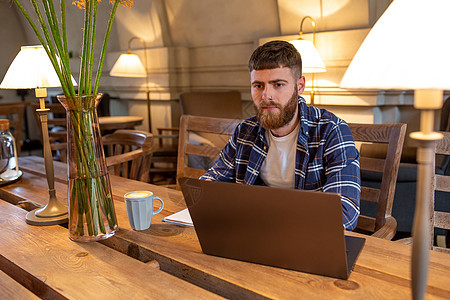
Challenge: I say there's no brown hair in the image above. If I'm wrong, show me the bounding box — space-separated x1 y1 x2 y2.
248 40 302 79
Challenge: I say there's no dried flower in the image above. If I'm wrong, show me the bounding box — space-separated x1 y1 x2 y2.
73 0 134 9
110 0 134 8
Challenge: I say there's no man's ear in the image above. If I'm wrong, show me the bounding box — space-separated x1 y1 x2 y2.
297 76 306 94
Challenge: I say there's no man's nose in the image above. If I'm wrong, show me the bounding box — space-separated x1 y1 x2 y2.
262 85 273 101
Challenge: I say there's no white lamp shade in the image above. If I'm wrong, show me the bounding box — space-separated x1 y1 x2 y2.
340 0 450 90
289 39 326 73
0 45 69 89
110 53 147 78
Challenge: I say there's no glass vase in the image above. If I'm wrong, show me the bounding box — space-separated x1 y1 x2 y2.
57 94 118 242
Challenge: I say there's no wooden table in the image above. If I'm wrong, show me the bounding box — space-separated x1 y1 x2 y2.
99 116 144 131
1 156 450 299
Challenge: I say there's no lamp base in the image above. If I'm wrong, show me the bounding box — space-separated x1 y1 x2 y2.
25 208 68 226
0 170 22 187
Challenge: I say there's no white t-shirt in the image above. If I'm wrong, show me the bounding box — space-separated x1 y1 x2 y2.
259 122 300 189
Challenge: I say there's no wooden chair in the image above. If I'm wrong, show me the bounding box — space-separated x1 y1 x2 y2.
102 129 153 182
0 102 26 156
149 127 179 184
432 131 450 253
179 90 243 119
397 132 450 252
177 118 407 240
176 115 241 189
149 90 243 184
349 123 407 240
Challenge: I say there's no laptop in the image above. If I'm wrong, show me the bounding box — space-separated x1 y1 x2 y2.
179 177 365 279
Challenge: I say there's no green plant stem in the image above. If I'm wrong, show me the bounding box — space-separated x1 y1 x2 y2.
84 0 93 94
45 0 75 95
61 0 69 62
94 0 120 94
30 0 60 70
88 1 98 95
78 0 91 95
75 180 85 235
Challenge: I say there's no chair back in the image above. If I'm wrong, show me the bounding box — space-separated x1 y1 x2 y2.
148 91 243 184
349 123 407 239
176 115 241 189
440 96 450 131
179 90 243 119
102 129 153 182
0 102 26 155
432 131 450 253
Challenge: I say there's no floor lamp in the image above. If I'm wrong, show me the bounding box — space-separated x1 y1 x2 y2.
110 37 152 132
290 16 326 105
0 45 75 225
340 1 450 299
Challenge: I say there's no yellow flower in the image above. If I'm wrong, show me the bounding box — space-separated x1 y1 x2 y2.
72 0 101 9
110 0 134 7
73 0 133 9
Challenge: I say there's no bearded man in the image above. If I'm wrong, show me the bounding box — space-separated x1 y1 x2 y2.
200 40 361 231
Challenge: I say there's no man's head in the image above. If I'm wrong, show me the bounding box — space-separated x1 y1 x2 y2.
248 40 302 80
248 41 305 135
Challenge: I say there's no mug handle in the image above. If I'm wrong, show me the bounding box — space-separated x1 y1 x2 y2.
152 197 164 215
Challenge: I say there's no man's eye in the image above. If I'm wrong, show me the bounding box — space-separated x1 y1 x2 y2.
275 83 284 87
253 84 262 89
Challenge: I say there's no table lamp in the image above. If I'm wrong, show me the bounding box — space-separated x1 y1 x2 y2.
290 16 326 105
0 45 76 226
339 1 450 299
110 37 152 132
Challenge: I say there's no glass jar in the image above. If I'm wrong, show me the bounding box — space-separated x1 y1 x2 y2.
57 94 117 242
0 119 21 183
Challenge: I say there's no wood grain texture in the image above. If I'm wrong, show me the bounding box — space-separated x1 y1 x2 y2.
4 157 450 299
0 200 221 300
177 115 241 189
436 131 450 155
0 269 40 300
432 132 450 251
359 157 385 173
349 123 407 238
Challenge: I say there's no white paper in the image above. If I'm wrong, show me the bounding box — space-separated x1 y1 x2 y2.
162 208 193 227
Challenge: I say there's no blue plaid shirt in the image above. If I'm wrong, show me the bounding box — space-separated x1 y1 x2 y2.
200 96 361 230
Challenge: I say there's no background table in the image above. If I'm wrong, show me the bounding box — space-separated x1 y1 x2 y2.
1 156 449 299
99 116 143 131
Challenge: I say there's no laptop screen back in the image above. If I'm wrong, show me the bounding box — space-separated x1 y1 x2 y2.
180 178 364 279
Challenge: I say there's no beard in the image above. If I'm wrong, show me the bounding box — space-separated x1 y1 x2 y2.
254 87 298 130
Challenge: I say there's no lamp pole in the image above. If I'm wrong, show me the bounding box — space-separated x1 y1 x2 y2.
128 37 151 132
26 88 68 225
409 89 443 300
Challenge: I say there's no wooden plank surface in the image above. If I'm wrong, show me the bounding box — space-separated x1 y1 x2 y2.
5 157 450 299
0 269 40 300
0 199 221 299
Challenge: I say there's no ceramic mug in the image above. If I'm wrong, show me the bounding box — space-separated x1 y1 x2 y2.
124 191 164 230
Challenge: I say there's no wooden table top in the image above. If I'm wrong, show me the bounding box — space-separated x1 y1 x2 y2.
1 156 450 299
99 115 144 130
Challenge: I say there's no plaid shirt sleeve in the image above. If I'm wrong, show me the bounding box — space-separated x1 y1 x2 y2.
322 120 361 231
